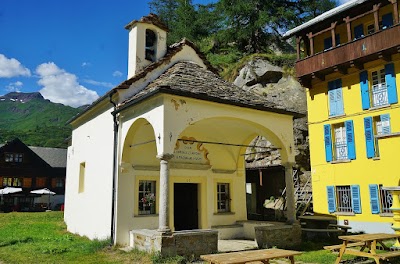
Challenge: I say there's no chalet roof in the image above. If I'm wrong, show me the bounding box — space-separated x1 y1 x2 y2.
125 13 169 32
29 147 67 168
283 0 369 38
117 61 304 118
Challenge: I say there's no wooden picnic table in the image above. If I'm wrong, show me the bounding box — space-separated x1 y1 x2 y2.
329 233 400 264
200 248 302 264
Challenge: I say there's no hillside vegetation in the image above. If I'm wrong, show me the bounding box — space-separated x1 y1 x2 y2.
0 92 80 148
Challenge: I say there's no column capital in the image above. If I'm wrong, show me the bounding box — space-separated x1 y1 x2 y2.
156 153 174 161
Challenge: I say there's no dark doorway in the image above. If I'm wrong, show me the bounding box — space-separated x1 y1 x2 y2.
174 183 198 231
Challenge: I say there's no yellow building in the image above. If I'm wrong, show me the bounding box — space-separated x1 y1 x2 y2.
284 0 400 233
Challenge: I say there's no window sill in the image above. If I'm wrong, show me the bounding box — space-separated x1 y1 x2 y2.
334 212 355 216
214 212 235 215
369 104 390 111
328 114 346 120
376 132 400 139
135 214 158 217
330 159 351 164
379 213 393 217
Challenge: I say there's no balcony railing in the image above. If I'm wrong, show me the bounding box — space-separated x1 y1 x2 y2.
334 141 348 160
371 83 389 107
296 24 400 79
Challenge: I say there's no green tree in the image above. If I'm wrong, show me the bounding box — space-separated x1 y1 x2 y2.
148 0 220 45
215 0 336 53
149 0 178 29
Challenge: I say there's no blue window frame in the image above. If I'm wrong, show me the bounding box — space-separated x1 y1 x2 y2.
324 120 356 162
328 79 344 116
364 114 391 158
360 63 398 109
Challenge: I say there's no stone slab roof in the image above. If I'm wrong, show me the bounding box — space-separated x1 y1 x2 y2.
125 13 169 32
29 146 67 168
118 61 304 117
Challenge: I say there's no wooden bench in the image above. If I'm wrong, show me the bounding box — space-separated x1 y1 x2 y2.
375 250 400 260
200 248 302 264
324 242 366 252
328 224 352 234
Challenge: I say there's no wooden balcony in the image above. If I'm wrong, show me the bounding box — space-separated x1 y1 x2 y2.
296 24 400 87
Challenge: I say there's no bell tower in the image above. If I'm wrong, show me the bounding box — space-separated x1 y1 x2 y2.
125 14 168 79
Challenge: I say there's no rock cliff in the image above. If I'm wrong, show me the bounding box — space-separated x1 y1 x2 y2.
233 57 309 171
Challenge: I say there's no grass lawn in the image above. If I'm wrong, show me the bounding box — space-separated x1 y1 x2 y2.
1 211 400 264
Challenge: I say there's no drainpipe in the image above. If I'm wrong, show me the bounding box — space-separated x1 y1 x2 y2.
109 90 118 246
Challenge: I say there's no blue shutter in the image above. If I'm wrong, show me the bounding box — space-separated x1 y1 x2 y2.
351 185 361 214
324 124 333 162
360 71 370 110
385 63 398 104
382 13 393 29
345 120 356 160
354 24 364 39
328 80 336 116
324 37 333 50
381 114 391 134
364 117 375 158
369 184 380 214
327 186 336 213
336 79 344 115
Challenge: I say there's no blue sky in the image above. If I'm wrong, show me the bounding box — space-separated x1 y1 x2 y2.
0 0 214 107
0 0 348 108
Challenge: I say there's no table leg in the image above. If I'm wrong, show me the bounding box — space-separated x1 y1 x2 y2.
335 242 347 264
289 256 294 264
370 240 377 255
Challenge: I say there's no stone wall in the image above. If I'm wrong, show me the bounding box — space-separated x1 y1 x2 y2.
130 229 218 258
254 223 301 249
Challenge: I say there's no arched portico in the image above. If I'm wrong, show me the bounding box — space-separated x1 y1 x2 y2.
114 94 297 244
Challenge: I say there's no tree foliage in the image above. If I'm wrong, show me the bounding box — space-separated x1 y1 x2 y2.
149 0 220 44
149 0 336 54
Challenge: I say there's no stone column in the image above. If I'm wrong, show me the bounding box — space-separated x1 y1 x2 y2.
157 153 174 233
284 163 296 224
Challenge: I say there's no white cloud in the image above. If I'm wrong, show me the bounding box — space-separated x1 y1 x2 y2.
0 54 31 78
113 70 123 77
81 62 91 67
83 79 114 88
37 62 99 108
6 81 23 92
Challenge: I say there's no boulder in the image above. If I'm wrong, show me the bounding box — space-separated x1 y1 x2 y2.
234 57 309 171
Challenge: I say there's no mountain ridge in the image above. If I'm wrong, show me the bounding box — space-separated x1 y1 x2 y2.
0 92 80 148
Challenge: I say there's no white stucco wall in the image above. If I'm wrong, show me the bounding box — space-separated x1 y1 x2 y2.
64 104 115 241
127 22 167 79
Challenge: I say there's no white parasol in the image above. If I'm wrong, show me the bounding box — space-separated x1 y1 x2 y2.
0 187 23 195
30 188 56 209
0 187 23 210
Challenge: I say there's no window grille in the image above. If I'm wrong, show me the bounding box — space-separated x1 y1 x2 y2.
371 69 388 107
333 124 348 160
217 183 230 212
336 185 353 213
380 186 393 214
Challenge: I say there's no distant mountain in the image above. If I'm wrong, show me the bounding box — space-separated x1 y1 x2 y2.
0 92 81 148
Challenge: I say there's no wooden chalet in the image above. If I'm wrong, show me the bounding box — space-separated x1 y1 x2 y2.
0 138 66 212
284 0 400 88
